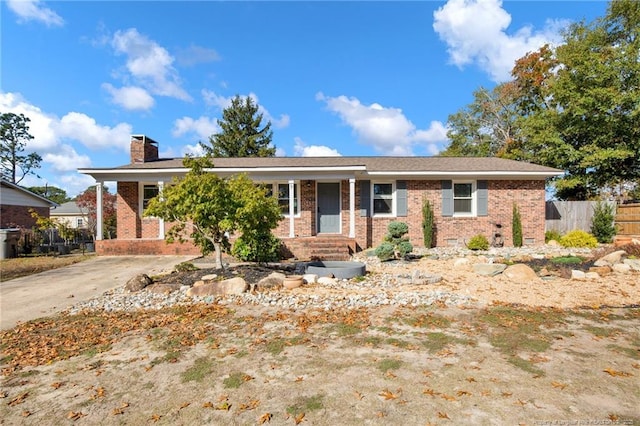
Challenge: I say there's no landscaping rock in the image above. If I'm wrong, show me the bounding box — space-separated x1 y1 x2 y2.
612 263 631 274
186 277 248 297
585 272 600 280
453 258 470 268
503 264 539 283
318 276 338 286
303 274 318 284
125 274 153 292
588 266 612 276
473 263 507 276
201 274 218 281
623 259 640 271
256 272 286 290
571 270 586 280
147 283 180 295
594 250 627 267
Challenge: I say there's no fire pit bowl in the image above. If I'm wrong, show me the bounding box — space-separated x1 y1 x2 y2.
305 261 366 279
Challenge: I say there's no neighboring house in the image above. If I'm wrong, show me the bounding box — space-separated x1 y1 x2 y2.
78 135 563 259
0 179 58 229
50 201 88 229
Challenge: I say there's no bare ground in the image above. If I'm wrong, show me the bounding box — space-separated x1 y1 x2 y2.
1 255 639 426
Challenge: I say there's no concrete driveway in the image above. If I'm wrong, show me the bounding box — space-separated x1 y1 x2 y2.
0 255 195 330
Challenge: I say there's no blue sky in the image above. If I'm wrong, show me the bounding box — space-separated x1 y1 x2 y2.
1 0 607 196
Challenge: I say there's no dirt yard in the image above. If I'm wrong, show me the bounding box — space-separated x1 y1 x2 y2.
1 254 639 425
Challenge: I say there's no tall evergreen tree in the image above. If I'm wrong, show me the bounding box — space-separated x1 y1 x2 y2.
201 95 275 157
0 112 41 184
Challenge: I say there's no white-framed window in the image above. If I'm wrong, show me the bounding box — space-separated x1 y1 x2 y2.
76 218 83 228
372 182 394 216
276 182 299 216
140 183 159 215
453 181 475 216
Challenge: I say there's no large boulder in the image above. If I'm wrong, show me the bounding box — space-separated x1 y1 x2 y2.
623 259 640 272
256 272 286 290
473 263 507 277
503 264 539 283
594 250 627 267
125 274 153 292
612 263 632 274
187 277 248 297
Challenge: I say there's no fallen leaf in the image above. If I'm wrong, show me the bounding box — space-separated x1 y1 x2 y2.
466 377 476 382
422 388 439 397
501 392 512 397
353 391 364 400
67 411 86 421
21 410 31 417
202 402 214 408
179 402 190 409
112 408 125 416
437 412 450 419
295 376 304 382
375 411 386 418
385 370 397 379
51 382 64 389
294 412 305 424
551 381 568 390
0 391 7 398
150 413 162 422
609 414 619 421
441 393 457 402
379 389 397 400
215 401 231 411
456 390 472 397
514 399 527 406
603 368 633 377
258 412 272 424
8 392 28 406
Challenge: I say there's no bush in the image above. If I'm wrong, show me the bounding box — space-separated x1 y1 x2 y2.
376 221 413 261
466 234 489 251
175 261 198 272
375 242 395 261
422 199 434 248
232 232 282 263
559 230 598 248
545 229 563 243
512 204 522 248
590 201 616 244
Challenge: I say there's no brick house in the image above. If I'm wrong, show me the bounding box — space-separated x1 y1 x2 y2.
0 179 58 229
78 135 563 259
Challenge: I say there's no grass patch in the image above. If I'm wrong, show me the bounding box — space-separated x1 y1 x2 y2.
607 344 640 360
385 338 414 349
421 332 454 353
0 254 93 282
223 371 250 389
507 356 545 376
583 326 623 339
182 357 214 383
393 312 452 329
377 358 403 373
286 394 324 417
332 322 362 336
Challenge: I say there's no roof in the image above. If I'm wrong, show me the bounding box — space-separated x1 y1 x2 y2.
50 201 83 215
0 179 59 207
79 156 564 181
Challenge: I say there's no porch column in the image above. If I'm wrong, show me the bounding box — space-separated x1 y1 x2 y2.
158 181 165 240
349 178 356 238
288 180 295 238
95 182 103 241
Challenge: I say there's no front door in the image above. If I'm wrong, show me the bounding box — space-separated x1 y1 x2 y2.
317 182 340 234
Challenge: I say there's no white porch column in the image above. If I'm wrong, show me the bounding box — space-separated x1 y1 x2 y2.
158 181 165 239
349 178 356 238
95 182 103 241
288 180 295 238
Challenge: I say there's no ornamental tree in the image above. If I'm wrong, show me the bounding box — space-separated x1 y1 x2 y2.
144 156 282 269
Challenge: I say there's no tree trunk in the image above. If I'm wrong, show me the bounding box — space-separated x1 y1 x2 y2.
213 241 224 270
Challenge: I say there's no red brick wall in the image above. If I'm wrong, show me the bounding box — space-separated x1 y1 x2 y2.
97 239 200 256
1 205 49 229
111 178 547 256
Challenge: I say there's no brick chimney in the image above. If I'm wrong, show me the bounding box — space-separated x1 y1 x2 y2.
130 135 159 163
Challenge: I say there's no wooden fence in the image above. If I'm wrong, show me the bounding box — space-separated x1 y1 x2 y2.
615 203 640 236
546 201 640 237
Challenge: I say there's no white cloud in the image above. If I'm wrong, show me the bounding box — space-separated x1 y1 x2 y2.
433 0 566 82
6 0 64 27
181 144 206 157
0 92 59 151
43 144 91 172
102 83 155 111
57 112 132 152
57 173 97 197
175 44 220 67
110 28 191 101
202 90 290 129
172 116 220 141
316 92 447 156
293 137 341 157
275 147 287 157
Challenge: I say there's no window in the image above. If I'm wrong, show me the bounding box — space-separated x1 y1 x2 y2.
373 183 394 215
453 182 473 215
142 184 159 211
76 218 83 228
277 183 299 216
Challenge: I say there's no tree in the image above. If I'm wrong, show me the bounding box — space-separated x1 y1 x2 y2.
144 156 282 269
27 185 70 205
0 112 41 184
76 185 117 240
200 95 275 157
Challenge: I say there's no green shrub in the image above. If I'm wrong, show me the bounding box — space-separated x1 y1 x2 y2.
467 234 489 251
175 261 198 272
590 201 616 244
375 242 395 261
512 203 523 248
559 230 598 248
232 232 282 263
422 199 434 248
376 221 413 261
545 229 563 243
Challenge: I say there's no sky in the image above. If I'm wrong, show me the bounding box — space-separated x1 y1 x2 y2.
1 0 608 197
